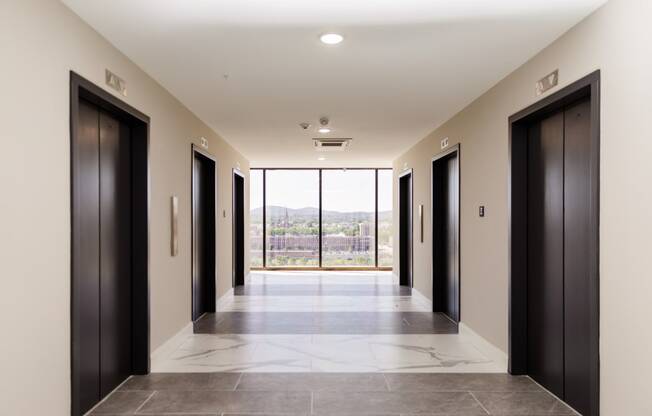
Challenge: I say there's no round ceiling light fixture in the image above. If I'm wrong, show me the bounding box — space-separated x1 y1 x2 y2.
318 156 326 161
318 127 332 134
320 33 344 45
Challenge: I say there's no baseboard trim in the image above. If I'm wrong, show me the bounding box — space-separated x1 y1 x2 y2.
216 287 234 310
151 322 193 362
410 287 433 311
459 322 508 371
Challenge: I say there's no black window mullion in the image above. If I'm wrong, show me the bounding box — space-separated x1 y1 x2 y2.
375 169 379 268
319 169 323 268
262 169 267 268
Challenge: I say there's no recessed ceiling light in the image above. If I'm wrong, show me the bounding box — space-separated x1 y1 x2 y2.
318 156 326 161
320 33 344 45
318 127 332 134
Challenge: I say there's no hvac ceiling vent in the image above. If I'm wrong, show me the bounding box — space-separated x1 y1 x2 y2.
313 138 352 152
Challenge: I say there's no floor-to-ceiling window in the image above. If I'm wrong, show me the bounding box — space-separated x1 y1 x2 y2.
249 169 264 267
322 170 375 267
377 169 394 267
249 168 392 269
265 170 320 267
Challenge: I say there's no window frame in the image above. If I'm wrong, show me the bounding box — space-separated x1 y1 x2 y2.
250 167 393 270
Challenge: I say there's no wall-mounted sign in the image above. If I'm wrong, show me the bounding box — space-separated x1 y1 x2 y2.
536 69 559 96
199 137 208 149
105 69 127 97
440 137 449 149
171 196 179 256
419 204 424 243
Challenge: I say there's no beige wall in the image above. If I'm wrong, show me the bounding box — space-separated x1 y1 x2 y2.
393 0 652 414
0 0 249 414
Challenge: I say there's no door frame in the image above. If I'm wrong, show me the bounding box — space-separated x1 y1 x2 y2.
70 72 150 416
190 144 217 321
232 168 246 286
508 71 600 414
430 144 461 321
398 168 413 287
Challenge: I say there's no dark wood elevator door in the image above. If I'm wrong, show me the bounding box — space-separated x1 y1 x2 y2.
526 98 592 415
99 110 133 397
399 174 413 287
192 153 216 321
76 99 133 413
527 111 565 399
562 99 592 415
233 174 245 286
432 153 459 322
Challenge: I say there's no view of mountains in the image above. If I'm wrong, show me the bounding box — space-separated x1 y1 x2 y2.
251 206 391 222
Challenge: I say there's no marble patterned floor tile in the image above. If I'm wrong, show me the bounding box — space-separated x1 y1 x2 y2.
152 334 504 374
369 338 490 367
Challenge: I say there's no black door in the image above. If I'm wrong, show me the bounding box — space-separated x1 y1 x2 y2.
399 172 413 287
233 172 245 286
192 150 216 321
527 110 565 398
99 110 133 397
526 98 593 415
562 99 593 415
73 99 133 413
432 150 460 322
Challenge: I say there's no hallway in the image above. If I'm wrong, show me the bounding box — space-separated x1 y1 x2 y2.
88 272 575 414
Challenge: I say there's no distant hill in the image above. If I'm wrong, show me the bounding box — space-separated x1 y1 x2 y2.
251 206 392 222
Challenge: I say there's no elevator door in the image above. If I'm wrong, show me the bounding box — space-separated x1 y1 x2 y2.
233 172 245 286
192 151 216 321
399 172 413 287
76 99 133 413
526 98 592 415
432 151 459 322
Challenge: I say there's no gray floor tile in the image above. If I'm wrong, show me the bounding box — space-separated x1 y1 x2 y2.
137 390 311 414
237 373 388 391
313 391 486 415
234 284 412 296
193 312 458 334
385 374 542 392
119 373 240 391
472 391 575 415
90 391 153 414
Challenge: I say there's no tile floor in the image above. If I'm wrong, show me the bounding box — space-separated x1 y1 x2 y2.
90 271 576 415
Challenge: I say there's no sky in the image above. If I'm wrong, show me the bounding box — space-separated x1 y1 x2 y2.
250 169 392 212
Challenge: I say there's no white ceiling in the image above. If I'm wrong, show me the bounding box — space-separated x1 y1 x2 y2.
62 0 605 167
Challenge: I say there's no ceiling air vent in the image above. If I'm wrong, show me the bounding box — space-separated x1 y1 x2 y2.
313 138 352 152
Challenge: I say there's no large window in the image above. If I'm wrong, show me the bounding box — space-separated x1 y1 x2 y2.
249 170 264 267
265 170 320 267
322 170 375 266
249 168 392 269
378 169 394 267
